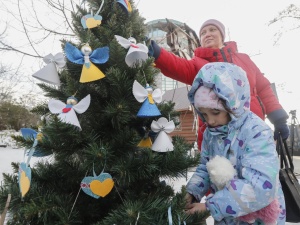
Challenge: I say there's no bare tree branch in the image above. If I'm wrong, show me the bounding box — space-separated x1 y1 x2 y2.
0 0 77 59
0 0 83 105
269 4 300 45
34 0 76 36
0 41 42 58
17 0 41 57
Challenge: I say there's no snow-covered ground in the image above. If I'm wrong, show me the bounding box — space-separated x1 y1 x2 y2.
0 130 299 224
0 130 20 148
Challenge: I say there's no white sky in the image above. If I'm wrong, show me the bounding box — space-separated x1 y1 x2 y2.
1 0 300 122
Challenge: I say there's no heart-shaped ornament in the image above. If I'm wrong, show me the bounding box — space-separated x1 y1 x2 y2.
81 14 102 29
18 162 31 198
81 172 114 199
90 178 114 197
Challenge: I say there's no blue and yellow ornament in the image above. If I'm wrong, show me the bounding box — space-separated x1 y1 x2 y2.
132 80 162 117
18 162 31 198
65 42 109 83
81 0 105 29
81 169 114 199
116 0 132 13
20 128 47 157
18 131 38 198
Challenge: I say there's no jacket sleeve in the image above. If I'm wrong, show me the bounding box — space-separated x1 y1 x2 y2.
249 57 283 114
205 120 280 221
186 136 210 201
154 48 208 85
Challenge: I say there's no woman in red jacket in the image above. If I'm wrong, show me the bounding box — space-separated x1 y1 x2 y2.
149 19 289 148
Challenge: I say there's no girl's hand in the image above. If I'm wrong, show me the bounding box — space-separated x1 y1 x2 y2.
184 193 194 207
185 203 208 215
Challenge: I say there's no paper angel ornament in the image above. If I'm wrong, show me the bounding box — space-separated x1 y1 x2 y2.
132 80 162 117
116 0 132 13
81 170 114 199
48 94 91 130
206 156 281 225
20 128 49 157
115 35 148 67
32 53 65 85
151 117 175 152
81 0 104 29
65 42 109 83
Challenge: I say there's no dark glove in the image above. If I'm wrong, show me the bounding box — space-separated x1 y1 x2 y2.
147 39 161 59
274 122 290 141
267 109 290 141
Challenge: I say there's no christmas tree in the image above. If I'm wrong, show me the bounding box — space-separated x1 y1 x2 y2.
0 0 209 224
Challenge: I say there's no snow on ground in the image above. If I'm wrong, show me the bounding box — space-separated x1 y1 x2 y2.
0 130 20 148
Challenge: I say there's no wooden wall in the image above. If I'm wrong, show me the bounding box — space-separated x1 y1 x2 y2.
170 110 197 144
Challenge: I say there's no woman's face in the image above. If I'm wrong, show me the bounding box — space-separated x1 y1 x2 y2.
199 25 223 49
198 107 230 128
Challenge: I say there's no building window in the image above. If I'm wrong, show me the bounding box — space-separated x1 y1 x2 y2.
161 76 177 92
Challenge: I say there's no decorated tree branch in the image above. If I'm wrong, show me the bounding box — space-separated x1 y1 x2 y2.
0 0 207 224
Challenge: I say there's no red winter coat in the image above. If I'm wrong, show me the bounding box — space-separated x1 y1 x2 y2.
154 41 284 148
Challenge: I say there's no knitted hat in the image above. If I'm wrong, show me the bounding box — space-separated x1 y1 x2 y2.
194 86 225 111
199 19 225 41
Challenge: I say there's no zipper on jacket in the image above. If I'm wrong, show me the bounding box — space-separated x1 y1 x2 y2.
220 49 228 62
213 52 218 61
227 48 233 63
253 87 266 116
256 95 266 116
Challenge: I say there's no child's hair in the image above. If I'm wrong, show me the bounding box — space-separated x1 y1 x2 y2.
195 86 235 116
218 98 235 115
197 94 237 120
194 86 223 110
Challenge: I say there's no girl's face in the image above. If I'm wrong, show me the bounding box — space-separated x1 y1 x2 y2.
199 25 223 49
198 107 230 127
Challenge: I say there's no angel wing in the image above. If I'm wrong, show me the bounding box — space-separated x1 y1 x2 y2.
48 99 66 114
151 117 175 133
58 108 82 129
114 35 132 49
20 128 47 157
43 52 66 68
20 128 37 141
72 94 91 114
64 42 84 65
89 46 109 64
132 80 148 103
152 88 162 103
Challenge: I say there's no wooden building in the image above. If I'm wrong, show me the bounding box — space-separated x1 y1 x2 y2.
162 87 198 145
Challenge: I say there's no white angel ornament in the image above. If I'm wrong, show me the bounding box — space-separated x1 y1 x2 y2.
151 117 175 152
132 80 162 117
115 35 148 67
48 94 91 130
32 52 65 85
